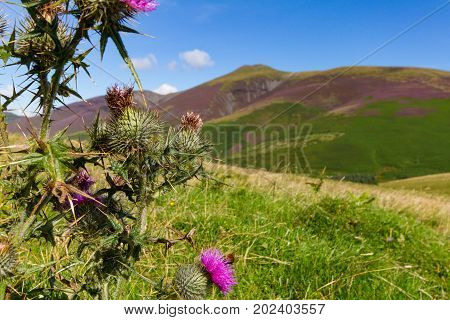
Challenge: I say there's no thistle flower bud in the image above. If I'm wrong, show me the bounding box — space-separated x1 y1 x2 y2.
0 239 17 279
75 0 132 24
173 130 202 154
105 108 163 155
173 264 208 300
16 19 72 67
180 112 203 132
37 2 64 22
105 85 135 119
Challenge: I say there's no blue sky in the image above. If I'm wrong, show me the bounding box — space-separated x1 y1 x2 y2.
1 0 449 114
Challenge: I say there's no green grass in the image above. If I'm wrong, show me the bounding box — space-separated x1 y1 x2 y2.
115 170 448 299
382 173 450 197
3 165 448 300
205 98 450 181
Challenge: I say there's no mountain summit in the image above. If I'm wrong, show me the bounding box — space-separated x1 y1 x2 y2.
6 65 450 134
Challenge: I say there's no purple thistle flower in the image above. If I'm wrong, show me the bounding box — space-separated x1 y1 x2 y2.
120 0 159 12
73 168 95 192
66 169 103 208
200 248 236 294
72 193 88 205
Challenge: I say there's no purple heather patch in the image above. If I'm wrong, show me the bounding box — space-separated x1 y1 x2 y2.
200 248 236 294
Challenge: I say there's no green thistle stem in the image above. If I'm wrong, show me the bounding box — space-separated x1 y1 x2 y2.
39 20 87 139
39 66 66 139
137 167 150 235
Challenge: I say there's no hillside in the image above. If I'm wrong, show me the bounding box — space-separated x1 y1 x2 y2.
382 173 450 197
206 98 450 181
7 65 449 133
157 65 449 124
5 65 450 181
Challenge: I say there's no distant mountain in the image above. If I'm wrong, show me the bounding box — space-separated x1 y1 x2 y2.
7 90 179 135
198 66 450 181
7 65 450 134
5 65 450 181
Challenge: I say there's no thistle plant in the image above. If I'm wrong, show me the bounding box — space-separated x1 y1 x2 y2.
0 1 236 300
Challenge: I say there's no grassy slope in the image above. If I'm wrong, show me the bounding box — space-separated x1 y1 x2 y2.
119 165 448 299
205 98 450 181
382 173 450 197
3 149 448 299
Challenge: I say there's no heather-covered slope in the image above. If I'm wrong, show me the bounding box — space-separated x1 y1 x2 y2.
7 65 450 134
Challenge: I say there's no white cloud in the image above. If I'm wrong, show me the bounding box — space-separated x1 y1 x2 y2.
0 84 14 97
128 54 158 70
179 49 214 69
167 60 177 70
153 83 178 95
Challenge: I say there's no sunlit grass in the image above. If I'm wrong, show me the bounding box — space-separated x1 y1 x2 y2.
115 165 448 299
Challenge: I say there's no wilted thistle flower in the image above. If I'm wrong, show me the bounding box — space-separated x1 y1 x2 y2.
120 0 159 12
105 107 163 155
173 264 208 300
181 112 203 132
105 85 135 119
75 0 133 24
37 2 64 22
112 175 127 187
16 18 71 67
0 239 17 279
200 248 236 295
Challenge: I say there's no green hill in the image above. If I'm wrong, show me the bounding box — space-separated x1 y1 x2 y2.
382 173 450 196
205 98 450 181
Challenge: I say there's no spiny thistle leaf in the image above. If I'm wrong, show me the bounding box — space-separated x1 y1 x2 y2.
0 10 7 37
173 264 208 300
107 27 146 98
88 112 109 151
